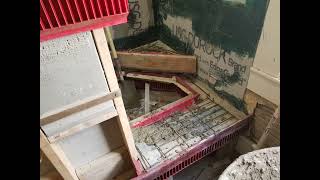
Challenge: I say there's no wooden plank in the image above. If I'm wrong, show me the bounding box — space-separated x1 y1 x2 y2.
76 146 131 180
129 94 195 125
171 76 193 95
145 83 150 113
118 51 197 74
192 79 247 120
126 73 193 95
40 130 79 180
184 81 208 100
47 110 118 143
92 29 139 161
126 73 174 84
40 90 121 126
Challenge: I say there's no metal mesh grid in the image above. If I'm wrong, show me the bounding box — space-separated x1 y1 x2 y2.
133 99 238 170
152 129 241 180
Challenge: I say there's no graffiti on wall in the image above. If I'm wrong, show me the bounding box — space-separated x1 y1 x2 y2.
113 0 156 49
155 0 269 110
128 0 147 35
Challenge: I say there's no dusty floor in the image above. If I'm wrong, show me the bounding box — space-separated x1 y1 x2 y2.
174 155 231 180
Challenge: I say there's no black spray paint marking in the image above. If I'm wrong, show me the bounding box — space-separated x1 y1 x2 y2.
172 24 248 87
128 0 143 35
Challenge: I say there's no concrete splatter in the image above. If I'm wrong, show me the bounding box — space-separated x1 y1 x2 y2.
219 147 280 180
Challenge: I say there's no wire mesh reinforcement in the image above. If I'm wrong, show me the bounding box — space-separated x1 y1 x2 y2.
132 98 251 180
153 130 240 180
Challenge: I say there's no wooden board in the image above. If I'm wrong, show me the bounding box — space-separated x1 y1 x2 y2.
40 130 78 180
47 110 118 143
125 73 193 95
191 78 247 120
41 102 116 137
92 29 139 162
40 90 120 126
118 52 197 74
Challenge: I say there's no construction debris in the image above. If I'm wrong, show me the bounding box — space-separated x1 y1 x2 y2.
219 147 280 180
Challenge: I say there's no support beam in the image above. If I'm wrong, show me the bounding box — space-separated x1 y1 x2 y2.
92 29 139 162
47 110 118 143
40 90 121 126
40 130 79 180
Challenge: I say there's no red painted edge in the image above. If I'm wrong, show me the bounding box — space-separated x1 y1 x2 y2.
175 76 198 95
130 74 199 128
131 157 144 175
40 13 128 42
131 115 252 179
131 94 199 128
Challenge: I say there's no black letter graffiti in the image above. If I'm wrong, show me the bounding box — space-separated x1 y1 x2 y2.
128 1 143 35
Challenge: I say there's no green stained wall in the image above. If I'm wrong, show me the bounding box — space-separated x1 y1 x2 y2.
112 0 269 111
154 0 269 111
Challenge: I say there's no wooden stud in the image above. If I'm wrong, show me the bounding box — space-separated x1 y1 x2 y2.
40 130 79 180
92 29 139 161
126 73 174 84
125 73 193 95
40 89 121 126
192 79 247 120
47 110 118 143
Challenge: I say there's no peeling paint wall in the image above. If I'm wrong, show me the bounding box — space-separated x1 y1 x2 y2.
154 0 269 110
